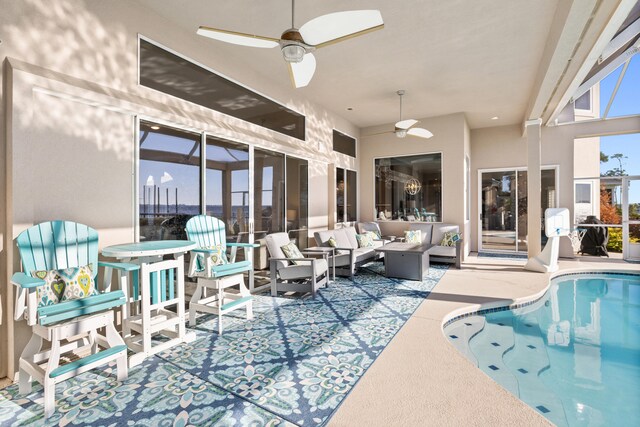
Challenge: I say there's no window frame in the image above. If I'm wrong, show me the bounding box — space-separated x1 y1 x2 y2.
336 166 358 224
332 129 357 158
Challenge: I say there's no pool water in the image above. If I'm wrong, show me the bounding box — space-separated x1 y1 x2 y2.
447 273 640 426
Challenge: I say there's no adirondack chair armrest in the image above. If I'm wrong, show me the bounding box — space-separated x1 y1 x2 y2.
191 248 218 254
98 261 140 272
11 272 46 289
227 242 260 248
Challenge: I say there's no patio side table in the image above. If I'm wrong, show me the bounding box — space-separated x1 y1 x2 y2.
304 246 336 282
102 240 197 367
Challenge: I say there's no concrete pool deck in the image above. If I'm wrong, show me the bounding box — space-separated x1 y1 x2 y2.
329 254 638 426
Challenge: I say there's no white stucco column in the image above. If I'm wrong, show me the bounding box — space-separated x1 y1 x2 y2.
526 119 542 258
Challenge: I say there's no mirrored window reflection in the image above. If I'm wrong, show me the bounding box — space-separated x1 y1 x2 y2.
336 168 345 222
205 136 249 240
139 121 201 241
375 154 442 222
333 130 356 157
255 149 285 235
347 170 357 222
139 39 305 140
286 157 309 249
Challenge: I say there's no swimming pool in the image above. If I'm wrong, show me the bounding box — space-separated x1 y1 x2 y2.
444 272 640 426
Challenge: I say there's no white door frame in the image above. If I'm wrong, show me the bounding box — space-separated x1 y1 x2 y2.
478 165 559 253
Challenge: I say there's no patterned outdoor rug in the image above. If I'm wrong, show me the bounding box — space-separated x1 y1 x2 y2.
0 262 447 426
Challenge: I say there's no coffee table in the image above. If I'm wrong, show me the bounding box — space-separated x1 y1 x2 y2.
375 242 432 280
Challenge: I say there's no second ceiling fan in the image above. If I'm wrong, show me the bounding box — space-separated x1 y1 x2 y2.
197 0 384 88
367 91 434 139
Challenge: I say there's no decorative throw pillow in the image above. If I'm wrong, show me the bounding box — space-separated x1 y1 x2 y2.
207 245 228 266
404 229 422 244
441 231 462 247
281 241 305 265
365 230 380 240
60 265 98 301
327 237 338 248
356 233 374 248
31 269 65 307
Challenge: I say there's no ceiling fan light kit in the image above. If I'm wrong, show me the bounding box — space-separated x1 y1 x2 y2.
364 91 435 139
197 0 383 88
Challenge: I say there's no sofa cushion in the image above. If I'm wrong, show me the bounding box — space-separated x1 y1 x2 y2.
343 227 359 249
356 233 374 248
279 259 328 280
266 232 292 271
353 247 376 263
330 252 352 267
428 245 456 258
314 229 336 247
409 223 433 243
334 229 354 249
357 222 382 238
431 224 460 246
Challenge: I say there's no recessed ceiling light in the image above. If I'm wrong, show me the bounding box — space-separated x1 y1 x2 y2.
347 107 353 111
491 116 499 120
150 125 160 130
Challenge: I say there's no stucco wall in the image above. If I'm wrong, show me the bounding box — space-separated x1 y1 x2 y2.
0 0 360 378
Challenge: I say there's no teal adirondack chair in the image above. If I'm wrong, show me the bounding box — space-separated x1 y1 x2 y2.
185 215 258 333
11 221 137 418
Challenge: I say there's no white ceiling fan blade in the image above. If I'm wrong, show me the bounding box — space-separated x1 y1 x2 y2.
197 26 279 48
395 119 418 130
288 53 316 88
299 10 384 48
407 127 434 139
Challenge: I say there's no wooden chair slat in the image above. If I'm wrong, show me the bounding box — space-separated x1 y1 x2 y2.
58 221 75 270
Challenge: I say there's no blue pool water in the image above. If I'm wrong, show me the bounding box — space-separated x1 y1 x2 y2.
448 273 640 426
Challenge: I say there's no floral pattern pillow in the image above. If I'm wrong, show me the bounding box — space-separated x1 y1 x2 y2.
31 269 65 307
404 229 422 244
356 233 374 248
60 265 98 301
207 245 228 266
441 231 462 247
365 231 380 241
281 241 305 265
327 237 338 248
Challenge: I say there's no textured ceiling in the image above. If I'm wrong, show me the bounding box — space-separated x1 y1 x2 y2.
135 0 559 129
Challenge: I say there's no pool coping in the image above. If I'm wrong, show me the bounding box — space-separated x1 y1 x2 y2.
441 268 640 329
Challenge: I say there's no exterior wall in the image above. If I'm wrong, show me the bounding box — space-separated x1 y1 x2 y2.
359 113 469 256
0 0 359 378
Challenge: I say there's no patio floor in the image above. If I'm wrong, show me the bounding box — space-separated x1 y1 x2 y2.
0 263 447 426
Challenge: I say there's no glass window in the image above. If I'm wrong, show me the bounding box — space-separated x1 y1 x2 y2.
375 153 442 221
575 183 592 204
254 148 285 234
347 170 357 222
333 130 356 157
465 155 471 221
286 157 309 249
139 121 201 241
336 168 345 222
139 39 306 140
205 135 249 240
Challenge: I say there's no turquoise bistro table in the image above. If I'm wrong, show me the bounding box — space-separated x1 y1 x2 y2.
102 240 197 367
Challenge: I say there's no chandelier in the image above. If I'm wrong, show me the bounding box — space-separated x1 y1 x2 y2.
404 178 422 195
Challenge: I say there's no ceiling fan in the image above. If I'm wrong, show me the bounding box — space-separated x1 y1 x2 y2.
367 90 434 139
196 0 383 88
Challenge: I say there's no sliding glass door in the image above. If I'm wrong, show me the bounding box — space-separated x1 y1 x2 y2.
480 168 557 253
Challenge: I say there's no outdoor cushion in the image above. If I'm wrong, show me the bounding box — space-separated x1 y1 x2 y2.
353 247 376 263
441 231 463 247
344 227 359 249
357 222 382 238
328 237 338 248
31 269 65 307
315 229 337 247
265 232 292 271
409 223 433 243
428 245 457 258
356 233 374 248
208 245 228 265
279 259 328 280
404 230 422 244
281 242 305 265
329 253 351 267
334 229 354 249
60 265 98 301
431 224 460 246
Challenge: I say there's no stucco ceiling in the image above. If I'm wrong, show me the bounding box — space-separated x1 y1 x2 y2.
135 0 559 129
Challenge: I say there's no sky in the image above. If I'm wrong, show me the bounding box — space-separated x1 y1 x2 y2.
598 54 640 203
